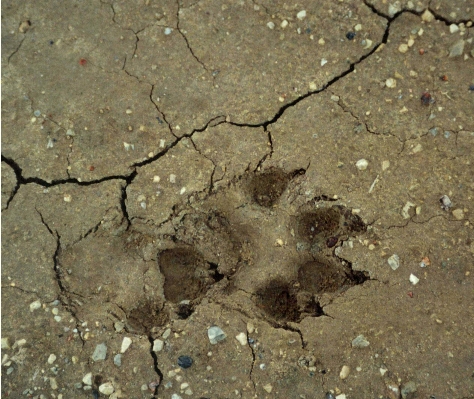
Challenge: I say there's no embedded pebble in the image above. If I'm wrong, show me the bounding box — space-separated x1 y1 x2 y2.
382 160 390 170
263 383 273 393
421 9 434 22
449 39 465 57
297 10 306 20
388 254 400 271
34 110 41 117
440 195 452 210
82 372 93 385
235 332 247 346
452 209 464 220
385 78 397 88
162 328 171 339
177 355 193 369
171 395 183 399
355 159 368 170
401 201 415 219
92 343 107 361
266 22 275 30
164 28 172 35
114 354 122 367
120 337 132 353
50 377 58 390
99 382 114 395
153 339 164 352
409 274 420 285
208 326 226 344
449 24 460 33
398 43 408 53
339 365 350 379
29 300 42 312
351 334 370 348
47 354 56 364
1 338 11 349
281 20 288 28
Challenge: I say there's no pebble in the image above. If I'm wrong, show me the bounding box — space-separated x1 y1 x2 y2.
120 337 132 353
385 78 397 88
266 22 275 30
164 28 172 35
382 160 390 170
387 254 400 270
50 377 58 390
440 195 452 210
82 372 93 385
421 9 434 22
99 382 114 395
92 343 107 361
296 10 306 20
153 339 164 352
162 328 171 339
351 334 370 348
114 354 122 367
177 355 193 369
452 209 464 220
355 159 368 170
29 300 42 312
401 381 417 399
409 274 420 285
208 326 226 344
1 338 10 349
263 384 273 393
449 39 465 57
281 20 288 28
235 332 247 346
247 322 255 334
449 24 460 33
47 354 56 364
34 110 41 117
398 43 408 53
171 395 183 399
339 365 350 379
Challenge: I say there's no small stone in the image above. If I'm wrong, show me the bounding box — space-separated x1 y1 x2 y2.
440 195 452 210
339 365 350 380
120 337 132 353
355 159 368 170
91 343 107 361
362 39 373 49
114 354 122 367
235 332 247 346
177 355 193 369
382 160 390 170
296 10 306 20
351 334 370 348
385 78 397 88
162 328 171 339
171 395 183 399
99 382 114 395
153 339 164 352
388 254 400 271
280 20 288 28
50 377 58 390
401 381 417 399
449 39 465 57
321 58 328 66
421 9 434 22
452 209 464 220
266 21 275 30
82 372 93 386
114 321 125 332
354 24 362 31
164 27 172 35
47 354 56 364
388 3 401 17
263 384 273 393
1 338 10 349
409 274 420 285
208 326 226 344
401 201 415 219
33 110 41 117
247 322 255 334
63 194 72 202
449 24 460 33
29 300 42 312
398 43 408 53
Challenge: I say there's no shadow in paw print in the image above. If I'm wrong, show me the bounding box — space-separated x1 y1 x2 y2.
249 168 293 207
297 207 341 242
127 299 169 334
255 280 300 323
158 247 223 305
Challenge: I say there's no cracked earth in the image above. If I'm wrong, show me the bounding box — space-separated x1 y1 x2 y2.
1 0 474 398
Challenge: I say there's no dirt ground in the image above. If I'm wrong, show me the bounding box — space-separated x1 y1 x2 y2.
1 1 473 398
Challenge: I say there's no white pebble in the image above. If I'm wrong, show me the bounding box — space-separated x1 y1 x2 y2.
421 9 434 22
340 365 350 379
266 21 275 30
208 326 226 344
160 139 166 148
385 78 397 88
29 300 42 312
180 187 186 195
99 382 114 395
382 160 390 170
50 377 58 390
355 159 368 170
54 316 62 322
83 372 93 385
388 254 400 271
153 339 164 352
398 43 408 53
63 194 72 202
235 332 247 346
47 354 56 364
321 58 327 66
120 337 132 353
409 274 420 285
280 20 288 28
169 174 176 183
171 395 183 399
153 175 160 183
449 24 460 33
164 27 172 35
296 10 306 20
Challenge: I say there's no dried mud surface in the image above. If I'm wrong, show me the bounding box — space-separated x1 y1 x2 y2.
2 1 473 398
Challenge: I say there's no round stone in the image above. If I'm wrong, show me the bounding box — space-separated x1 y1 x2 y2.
177 355 193 369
